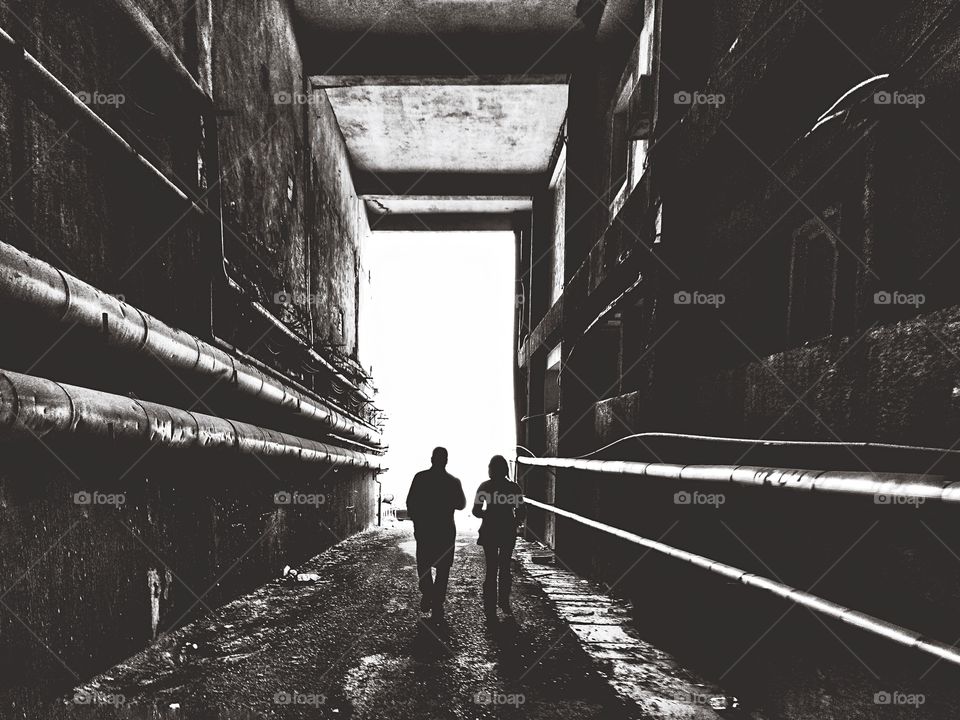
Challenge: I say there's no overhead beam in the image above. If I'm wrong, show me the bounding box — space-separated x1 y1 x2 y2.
312 74 568 88
369 213 521 232
354 172 543 197
299 31 587 77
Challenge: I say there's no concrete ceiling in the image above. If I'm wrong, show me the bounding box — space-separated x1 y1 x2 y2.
293 0 600 76
365 197 533 215
296 0 581 229
326 84 567 175
294 0 583 37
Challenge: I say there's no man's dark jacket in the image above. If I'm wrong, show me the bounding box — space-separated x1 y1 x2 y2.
406 468 466 566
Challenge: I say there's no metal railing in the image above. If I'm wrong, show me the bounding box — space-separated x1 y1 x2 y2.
523 496 960 668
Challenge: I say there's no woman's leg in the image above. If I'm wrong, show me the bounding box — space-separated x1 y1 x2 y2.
483 543 499 614
497 539 516 609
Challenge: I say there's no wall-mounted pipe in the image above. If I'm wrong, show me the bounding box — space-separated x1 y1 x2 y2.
0 240 382 448
0 23 375 412
517 456 958 503
0 369 381 470
0 26 203 218
99 0 211 108
524 497 960 667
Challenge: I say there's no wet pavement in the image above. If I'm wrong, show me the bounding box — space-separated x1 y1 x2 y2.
56 523 648 719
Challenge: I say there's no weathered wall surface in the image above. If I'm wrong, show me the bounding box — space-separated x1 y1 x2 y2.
0 0 377 706
519 1 960 717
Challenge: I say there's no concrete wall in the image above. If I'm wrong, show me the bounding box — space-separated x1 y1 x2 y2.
0 0 377 706
518 1 960 716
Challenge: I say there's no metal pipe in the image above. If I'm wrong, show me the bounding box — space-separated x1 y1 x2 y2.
0 26 203 218
99 0 211 108
236 282 373 403
524 497 960 667
0 369 381 470
0 240 382 448
0 23 374 410
0 23 373 411
575 432 960 460
517 456 959 503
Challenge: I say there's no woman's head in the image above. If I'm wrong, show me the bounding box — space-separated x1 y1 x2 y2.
488 455 509 481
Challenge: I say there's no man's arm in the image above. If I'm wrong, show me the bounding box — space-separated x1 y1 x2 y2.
453 476 467 511
405 475 420 522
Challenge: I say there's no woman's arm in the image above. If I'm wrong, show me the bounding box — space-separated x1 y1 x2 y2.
472 484 487 519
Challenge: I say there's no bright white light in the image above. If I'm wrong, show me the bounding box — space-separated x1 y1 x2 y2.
361 231 517 519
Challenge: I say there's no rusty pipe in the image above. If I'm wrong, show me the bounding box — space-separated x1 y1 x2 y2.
0 240 382 448
0 369 381 470
517 456 958 503
524 497 960 667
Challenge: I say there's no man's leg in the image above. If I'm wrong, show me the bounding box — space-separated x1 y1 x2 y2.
497 540 515 610
430 543 455 618
415 541 434 611
483 543 499 615
433 561 451 615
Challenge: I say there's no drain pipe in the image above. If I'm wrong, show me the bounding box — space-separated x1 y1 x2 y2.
524 497 960 667
0 369 381 470
517 456 958 503
0 240 382 448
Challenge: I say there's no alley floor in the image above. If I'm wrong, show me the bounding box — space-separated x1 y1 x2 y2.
60 524 644 719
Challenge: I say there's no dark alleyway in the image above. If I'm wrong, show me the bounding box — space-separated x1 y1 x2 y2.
58 525 644 720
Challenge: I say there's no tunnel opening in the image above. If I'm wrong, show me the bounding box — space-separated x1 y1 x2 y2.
360 231 519 512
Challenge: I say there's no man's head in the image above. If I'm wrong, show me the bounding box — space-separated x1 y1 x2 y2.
431 447 448 469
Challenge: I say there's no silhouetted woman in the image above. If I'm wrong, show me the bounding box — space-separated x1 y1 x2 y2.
472 455 525 618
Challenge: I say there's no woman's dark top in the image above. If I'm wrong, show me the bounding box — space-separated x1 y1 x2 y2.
472 479 526 547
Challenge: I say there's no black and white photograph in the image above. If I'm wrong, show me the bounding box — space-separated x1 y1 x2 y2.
1 0 960 717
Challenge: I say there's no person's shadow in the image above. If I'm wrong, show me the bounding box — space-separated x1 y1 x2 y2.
409 617 454 664
485 615 526 678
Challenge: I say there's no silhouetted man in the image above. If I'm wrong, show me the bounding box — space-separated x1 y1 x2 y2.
406 447 466 621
